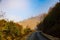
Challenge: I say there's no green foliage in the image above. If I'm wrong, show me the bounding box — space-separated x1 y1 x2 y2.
0 19 33 40
24 28 32 35
0 20 22 40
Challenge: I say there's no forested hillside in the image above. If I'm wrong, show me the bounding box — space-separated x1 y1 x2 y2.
37 2 60 38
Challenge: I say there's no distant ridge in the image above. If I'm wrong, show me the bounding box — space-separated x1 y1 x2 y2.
18 13 47 30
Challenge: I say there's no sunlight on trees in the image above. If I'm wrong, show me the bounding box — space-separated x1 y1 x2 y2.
0 19 33 40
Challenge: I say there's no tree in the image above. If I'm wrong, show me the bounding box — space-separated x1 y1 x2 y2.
37 2 60 38
24 27 32 35
0 11 5 19
0 20 23 40
4 21 23 40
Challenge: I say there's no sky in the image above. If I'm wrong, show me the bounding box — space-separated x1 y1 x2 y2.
0 0 59 22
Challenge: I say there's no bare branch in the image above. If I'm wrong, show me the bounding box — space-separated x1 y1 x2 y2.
0 11 5 19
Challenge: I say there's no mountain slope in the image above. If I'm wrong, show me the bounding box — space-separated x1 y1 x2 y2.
18 14 47 30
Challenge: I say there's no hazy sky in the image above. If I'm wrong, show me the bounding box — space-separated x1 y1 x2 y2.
0 0 59 22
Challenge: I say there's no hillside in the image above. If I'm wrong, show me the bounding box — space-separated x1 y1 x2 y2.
37 2 60 38
18 14 47 30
